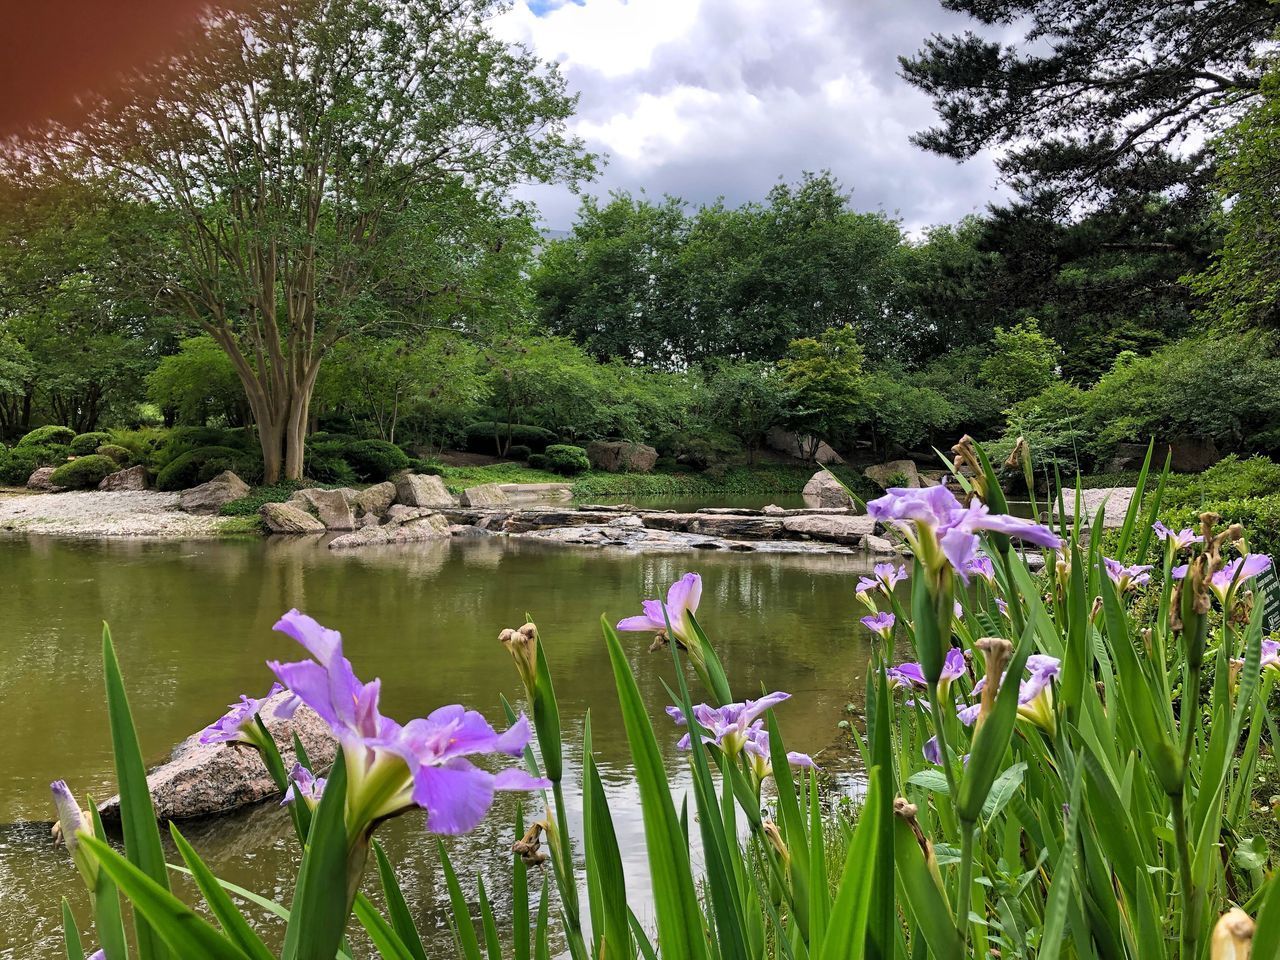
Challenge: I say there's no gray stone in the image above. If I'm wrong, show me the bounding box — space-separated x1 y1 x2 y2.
781 514 876 545
301 488 355 531
180 471 250 514
392 471 456 508
585 441 658 473
607 514 644 528
801 471 856 509
386 503 433 523
356 512 380 529
328 512 450 549
864 534 897 554
460 483 511 507
688 514 785 540
765 427 844 464
99 691 336 822
450 523 493 537
498 482 574 503
1168 436 1221 473
98 464 148 491
863 459 921 489
260 501 327 534
1052 486 1136 529
353 481 397 517
26 466 62 491
762 503 786 515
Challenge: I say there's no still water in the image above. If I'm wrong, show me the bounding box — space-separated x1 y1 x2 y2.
0 532 885 957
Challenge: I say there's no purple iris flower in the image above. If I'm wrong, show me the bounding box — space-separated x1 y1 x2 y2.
995 598 1009 617
963 555 997 585
887 647 965 690
860 611 895 640
281 763 327 807
874 562 908 590
89 953 105 960
371 707 547 835
741 726 816 784
616 573 702 648
1103 557 1153 592
1153 522 1203 551
1231 639 1280 676
866 487 1061 582
1211 554 1273 602
199 682 300 746
667 691 791 756
958 654 1060 731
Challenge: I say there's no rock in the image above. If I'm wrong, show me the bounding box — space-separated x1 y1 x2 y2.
689 514 785 540
864 534 897 554
26 466 62 491
450 523 493 537
1168 436 1221 473
802 470 856 509
498 482 574 503
781 514 876 545
765 427 844 464
762 503 786 516
608 514 644 528
392 471 456 508
356 512 380 529
353 481 397 518
460 483 511 507
696 506 764 515
1104 442 1151 473
386 504 432 523
99 691 336 822
1052 486 1137 529
584 441 658 473
863 459 921 489
297 488 355 531
179 471 250 514
328 512 450 549
98 464 148 491
260 501 327 534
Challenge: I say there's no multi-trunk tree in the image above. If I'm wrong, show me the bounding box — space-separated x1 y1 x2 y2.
12 0 592 480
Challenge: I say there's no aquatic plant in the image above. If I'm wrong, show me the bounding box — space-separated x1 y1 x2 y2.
48 439 1280 958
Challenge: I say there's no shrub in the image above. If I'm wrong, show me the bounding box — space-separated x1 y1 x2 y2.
0 447 41 485
107 428 169 464
527 453 548 470
341 439 410 482
16 425 75 448
152 426 253 473
507 444 532 462
540 444 590 476
1160 494 1280 559
95 444 132 465
69 432 114 456
1161 455 1280 509
49 455 117 490
407 458 443 476
155 445 262 491
464 422 556 454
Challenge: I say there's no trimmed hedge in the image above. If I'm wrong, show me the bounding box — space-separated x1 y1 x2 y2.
155 445 261 491
49 455 117 490
17 425 75 448
540 444 590 476
96 444 132 465
69 432 113 456
464 422 556 454
0 447 43 485
1160 495 1280 560
341 439 410 482
152 427 254 473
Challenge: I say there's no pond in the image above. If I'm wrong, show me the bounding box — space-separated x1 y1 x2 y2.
0 532 890 957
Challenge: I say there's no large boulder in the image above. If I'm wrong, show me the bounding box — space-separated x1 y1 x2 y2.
765 427 844 464
863 459 921 490
781 514 876 545
260 501 327 534
98 464 149 492
291 488 355 531
179 471 249 514
26 466 63 491
1168 436 1221 473
392 471 456 508
802 471 855 509
585 441 658 473
499 482 573 503
328 512 450 549
99 690 335 822
353 481 397 518
460 483 511 507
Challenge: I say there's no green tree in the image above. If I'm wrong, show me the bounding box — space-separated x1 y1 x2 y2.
1194 64 1280 328
484 334 604 452
147 337 248 427
704 361 789 463
777 326 868 457
15 0 593 481
901 0 1277 206
980 318 1061 408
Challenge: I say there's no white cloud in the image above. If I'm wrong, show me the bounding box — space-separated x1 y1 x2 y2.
496 0 1007 232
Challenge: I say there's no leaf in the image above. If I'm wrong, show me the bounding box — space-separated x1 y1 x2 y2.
78 834 250 960
88 803 130 960
102 623 171 960
582 721 633 960
1234 836 1269 872
353 895 418 960
440 843 484 960
374 841 428 960
280 751 352 960
981 763 1027 822
61 899 83 960
170 825 274 960
892 806 964 959
818 765 884 960
1036 756 1084 960
1253 872 1280 959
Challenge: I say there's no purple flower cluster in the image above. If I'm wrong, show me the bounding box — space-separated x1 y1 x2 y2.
887 647 966 691
616 573 702 648
1153 522 1203 551
267 610 546 836
199 682 300 745
957 654 1061 731
866 487 1060 581
860 611 895 640
666 692 814 783
1103 557 1153 592
1171 553 1273 603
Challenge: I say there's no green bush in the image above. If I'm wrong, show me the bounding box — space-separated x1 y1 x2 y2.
69 432 114 456
1161 455 1280 508
107 428 169 464
303 441 358 485
155 445 262 491
540 444 590 476
407 458 443 476
0 447 42 485
1160 494 1280 559
49 455 117 490
152 427 253 473
341 439 410 482
16 425 75 448
95 444 132 465
464 422 556 454
507 444 532 461
527 453 548 470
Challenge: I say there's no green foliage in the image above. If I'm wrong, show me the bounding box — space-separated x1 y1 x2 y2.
49 455 117 490
464 422 557 455
146 337 247 428
151 427 254 474
0 445 44 485
69 432 113 456
17 425 75 448
540 444 590 476
778 325 868 453
704 360 789 462
155 446 261 491
979 317 1060 407
337 439 410 483
217 484 309 517
94 443 132 465
507 444 532 461
1162 455 1280 509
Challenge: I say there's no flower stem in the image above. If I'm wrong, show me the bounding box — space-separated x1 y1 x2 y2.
955 820 976 944
1170 789 1199 959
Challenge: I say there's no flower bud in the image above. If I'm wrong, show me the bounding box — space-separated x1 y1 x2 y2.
499 623 539 695
1210 907 1254 959
974 637 1013 728
762 819 790 872
50 780 96 887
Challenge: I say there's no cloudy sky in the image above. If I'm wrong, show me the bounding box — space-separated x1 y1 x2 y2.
495 0 1010 233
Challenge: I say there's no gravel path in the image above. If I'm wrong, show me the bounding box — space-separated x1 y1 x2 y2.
0 491 234 538
1051 486 1138 529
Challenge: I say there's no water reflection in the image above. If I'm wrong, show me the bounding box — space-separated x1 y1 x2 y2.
0 534 884 957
